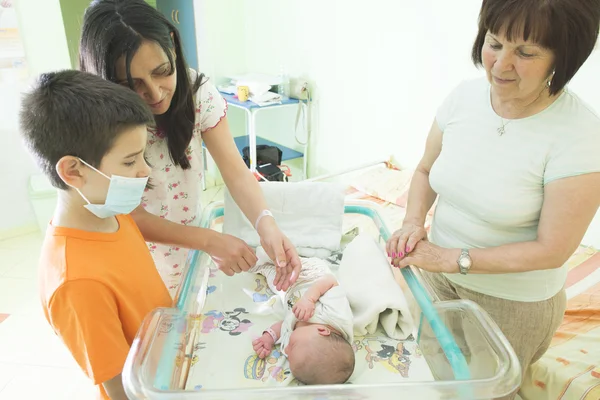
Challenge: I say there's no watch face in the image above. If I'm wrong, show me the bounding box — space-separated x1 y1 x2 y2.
459 257 472 269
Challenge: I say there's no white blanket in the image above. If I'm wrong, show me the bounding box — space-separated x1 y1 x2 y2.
338 234 415 340
222 181 346 257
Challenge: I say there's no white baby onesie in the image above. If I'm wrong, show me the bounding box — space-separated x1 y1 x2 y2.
249 248 354 355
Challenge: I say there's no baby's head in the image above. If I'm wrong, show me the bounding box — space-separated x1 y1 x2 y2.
287 324 355 385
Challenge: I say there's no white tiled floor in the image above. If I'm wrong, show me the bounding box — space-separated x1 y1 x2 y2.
0 185 224 399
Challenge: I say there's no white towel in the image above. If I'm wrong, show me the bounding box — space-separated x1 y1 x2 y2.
249 91 282 107
222 181 346 257
338 234 415 340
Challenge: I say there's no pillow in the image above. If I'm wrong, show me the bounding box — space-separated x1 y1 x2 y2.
350 167 414 207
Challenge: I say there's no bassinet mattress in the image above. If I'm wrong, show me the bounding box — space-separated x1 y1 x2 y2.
183 240 434 390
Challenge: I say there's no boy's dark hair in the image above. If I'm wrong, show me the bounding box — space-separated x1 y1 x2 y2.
20 70 154 190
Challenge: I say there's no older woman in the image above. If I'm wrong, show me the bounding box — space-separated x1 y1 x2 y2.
387 0 600 397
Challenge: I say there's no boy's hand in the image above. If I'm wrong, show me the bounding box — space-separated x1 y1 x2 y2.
252 333 274 359
292 297 315 321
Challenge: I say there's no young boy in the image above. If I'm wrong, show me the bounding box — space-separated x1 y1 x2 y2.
20 70 172 400
251 250 355 384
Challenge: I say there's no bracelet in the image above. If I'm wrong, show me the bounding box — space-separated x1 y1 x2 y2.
263 327 278 343
254 210 274 231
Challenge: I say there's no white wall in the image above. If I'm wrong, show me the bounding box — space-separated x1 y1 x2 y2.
568 50 600 248
0 0 70 236
194 0 600 247
195 0 485 176
13 0 71 77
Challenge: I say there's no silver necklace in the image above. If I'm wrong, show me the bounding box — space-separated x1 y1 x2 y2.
497 119 511 136
496 88 547 136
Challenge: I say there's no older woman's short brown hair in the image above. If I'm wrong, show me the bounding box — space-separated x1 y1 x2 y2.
471 0 600 95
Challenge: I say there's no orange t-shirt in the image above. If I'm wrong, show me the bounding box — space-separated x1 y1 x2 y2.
39 214 172 399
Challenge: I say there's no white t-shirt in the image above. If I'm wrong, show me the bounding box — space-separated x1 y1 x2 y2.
142 74 227 297
429 78 600 302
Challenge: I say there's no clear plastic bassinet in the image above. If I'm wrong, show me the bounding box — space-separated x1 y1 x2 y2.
122 199 521 400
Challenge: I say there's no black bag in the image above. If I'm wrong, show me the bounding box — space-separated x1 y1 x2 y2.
242 145 282 168
256 163 287 182
242 145 287 181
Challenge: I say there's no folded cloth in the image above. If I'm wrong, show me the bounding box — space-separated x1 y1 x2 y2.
234 80 272 97
222 181 346 257
338 234 415 340
249 91 282 107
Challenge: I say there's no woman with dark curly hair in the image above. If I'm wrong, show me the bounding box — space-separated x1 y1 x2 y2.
79 0 302 298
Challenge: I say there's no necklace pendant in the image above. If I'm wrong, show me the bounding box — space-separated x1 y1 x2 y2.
497 126 505 136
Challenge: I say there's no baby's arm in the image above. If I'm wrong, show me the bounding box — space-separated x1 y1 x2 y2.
303 274 339 303
252 321 283 359
293 274 339 321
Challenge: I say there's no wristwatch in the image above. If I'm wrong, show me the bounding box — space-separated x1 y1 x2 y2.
457 249 472 275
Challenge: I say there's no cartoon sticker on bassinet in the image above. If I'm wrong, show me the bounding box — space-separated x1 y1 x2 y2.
159 320 174 334
202 308 253 336
351 340 363 353
413 345 422 358
244 348 290 382
158 314 187 335
175 340 206 353
326 250 344 266
364 339 412 377
251 276 276 303
175 352 200 369
174 324 206 373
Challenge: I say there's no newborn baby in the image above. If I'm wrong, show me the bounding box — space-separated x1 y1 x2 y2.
251 254 355 384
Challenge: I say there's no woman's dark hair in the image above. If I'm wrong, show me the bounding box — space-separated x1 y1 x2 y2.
79 0 203 169
472 0 600 96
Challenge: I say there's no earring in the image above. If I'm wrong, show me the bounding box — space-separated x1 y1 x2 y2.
547 70 555 87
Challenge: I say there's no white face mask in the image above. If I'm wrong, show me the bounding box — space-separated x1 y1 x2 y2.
76 159 149 219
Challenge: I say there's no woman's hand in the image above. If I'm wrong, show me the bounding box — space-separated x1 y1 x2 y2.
257 217 301 291
205 231 258 276
386 222 428 259
393 240 458 273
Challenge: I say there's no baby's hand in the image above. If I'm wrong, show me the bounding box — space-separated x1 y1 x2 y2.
292 297 315 321
252 334 274 359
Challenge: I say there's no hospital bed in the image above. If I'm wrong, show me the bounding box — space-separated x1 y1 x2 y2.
519 245 600 400
122 162 523 400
